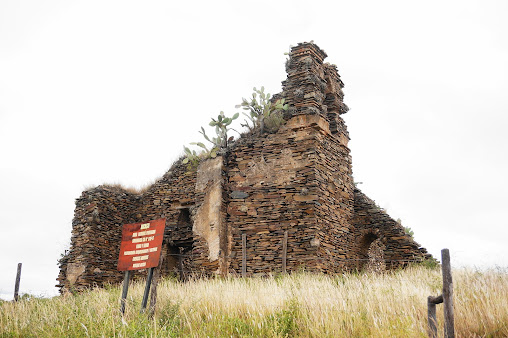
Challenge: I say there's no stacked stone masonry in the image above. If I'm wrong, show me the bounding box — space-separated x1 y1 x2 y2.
57 42 430 292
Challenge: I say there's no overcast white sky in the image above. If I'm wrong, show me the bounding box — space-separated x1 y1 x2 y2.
1 0 507 300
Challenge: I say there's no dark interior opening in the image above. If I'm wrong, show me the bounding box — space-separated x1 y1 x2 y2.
357 232 378 270
177 208 191 227
166 208 193 280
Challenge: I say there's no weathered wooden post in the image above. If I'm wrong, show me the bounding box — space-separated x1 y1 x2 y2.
427 249 454 338
442 249 455 337
427 294 443 338
427 296 437 338
282 231 288 274
242 233 247 277
14 263 22 301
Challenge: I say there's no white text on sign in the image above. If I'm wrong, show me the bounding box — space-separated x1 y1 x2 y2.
132 255 149 261
132 229 156 238
123 247 158 256
132 236 155 243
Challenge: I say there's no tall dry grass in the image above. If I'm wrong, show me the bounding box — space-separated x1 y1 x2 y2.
1 266 507 337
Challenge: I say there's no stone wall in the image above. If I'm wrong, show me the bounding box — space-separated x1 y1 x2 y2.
281 42 348 121
58 157 237 292
351 188 430 270
312 117 355 272
226 116 326 275
275 42 356 273
134 161 198 277
192 156 228 275
58 41 431 292
57 186 141 291
57 161 200 292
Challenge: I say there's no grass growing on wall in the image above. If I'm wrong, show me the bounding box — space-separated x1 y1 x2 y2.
1 266 507 337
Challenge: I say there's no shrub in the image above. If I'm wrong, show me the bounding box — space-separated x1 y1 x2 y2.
236 86 288 134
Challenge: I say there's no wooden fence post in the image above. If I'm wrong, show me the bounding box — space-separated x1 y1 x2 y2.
426 249 454 338
428 295 443 338
14 263 22 301
442 248 455 337
242 233 247 277
427 298 437 338
282 231 288 274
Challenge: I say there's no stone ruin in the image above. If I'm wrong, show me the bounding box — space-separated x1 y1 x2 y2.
57 42 430 292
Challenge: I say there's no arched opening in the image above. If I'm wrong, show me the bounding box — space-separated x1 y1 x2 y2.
357 232 378 270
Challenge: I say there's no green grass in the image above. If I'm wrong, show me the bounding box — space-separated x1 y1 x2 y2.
1 266 507 337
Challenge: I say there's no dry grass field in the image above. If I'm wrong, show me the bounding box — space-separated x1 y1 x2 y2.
1 266 507 337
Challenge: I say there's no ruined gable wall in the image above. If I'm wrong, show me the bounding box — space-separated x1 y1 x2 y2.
58 162 199 292
352 188 430 269
57 186 141 292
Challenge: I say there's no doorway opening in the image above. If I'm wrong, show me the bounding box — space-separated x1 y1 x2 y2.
357 232 378 270
166 208 193 280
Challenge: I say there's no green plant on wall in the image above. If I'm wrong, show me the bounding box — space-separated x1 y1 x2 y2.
182 146 203 167
404 226 414 238
236 87 288 134
183 111 239 167
183 86 290 168
397 218 414 238
200 111 239 149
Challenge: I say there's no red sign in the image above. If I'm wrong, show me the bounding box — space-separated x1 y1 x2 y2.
117 218 166 271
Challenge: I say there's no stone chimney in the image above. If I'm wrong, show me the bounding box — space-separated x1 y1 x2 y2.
280 42 349 134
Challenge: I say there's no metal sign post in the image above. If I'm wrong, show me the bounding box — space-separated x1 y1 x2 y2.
120 270 131 315
140 267 155 313
117 218 166 315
